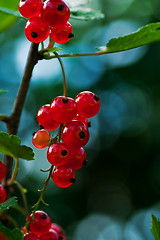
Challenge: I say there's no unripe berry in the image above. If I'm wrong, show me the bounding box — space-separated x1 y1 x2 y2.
0 161 6 181
41 0 70 27
24 232 40 240
40 229 59 240
25 17 50 43
37 104 60 131
29 211 51 235
50 223 66 240
32 129 50 149
50 96 77 123
0 184 6 203
47 142 70 166
19 0 43 18
50 22 74 44
52 166 75 188
75 91 101 118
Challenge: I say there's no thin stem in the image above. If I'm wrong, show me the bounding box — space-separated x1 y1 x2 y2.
46 35 55 50
8 158 19 185
54 52 67 97
0 114 9 123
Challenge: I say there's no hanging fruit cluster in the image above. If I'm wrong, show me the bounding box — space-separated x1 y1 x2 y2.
19 0 74 43
32 91 101 188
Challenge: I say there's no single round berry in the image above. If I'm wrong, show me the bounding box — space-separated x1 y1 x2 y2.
37 104 60 131
50 22 73 44
52 166 75 188
41 0 70 27
19 0 43 18
62 120 89 148
29 211 51 236
47 142 70 166
0 161 6 181
24 233 40 240
40 229 59 240
64 147 86 170
25 17 50 43
32 129 50 149
50 96 77 123
73 114 88 127
75 91 101 118
0 184 6 203
50 223 66 240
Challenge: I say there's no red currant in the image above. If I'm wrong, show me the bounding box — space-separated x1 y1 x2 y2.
50 223 66 240
52 166 75 188
0 184 6 203
25 17 50 43
75 91 101 118
24 233 40 240
19 0 43 18
0 161 6 181
62 120 89 148
47 142 70 166
64 147 87 170
41 0 70 27
37 104 60 131
40 229 59 240
50 22 74 44
50 96 77 123
73 114 88 127
32 129 50 149
29 211 51 235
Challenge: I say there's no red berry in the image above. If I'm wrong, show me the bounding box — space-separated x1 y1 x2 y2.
25 17 50 43
64 147 87 170
50 96 77 123
24 233 40 240
40 229 59 240
41 0 70 27
47 142 70 166
52 166 75 188
0 161 6 181
50 22 73 44
50 223 66 240
73 114 88 127
0 184 6 203
37 104 60 131
32 129 50 149
19 0 43 18
62 120 89 148
75 91 101 118
29 211 51 235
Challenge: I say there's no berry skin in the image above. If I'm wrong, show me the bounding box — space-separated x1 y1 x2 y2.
50 22 74 44
0 161 6 181
0 184 6 203
37 104 60 131
41 0 70 27
25 17 50 43
24 233 40 240
52 166 75 188
29 211 51 236
50 223 66 240
19 0 43 18
40 229 59 240
47 142 70 166
50 96 77 124
63 147 87 170
75 91 101 118
62 120 89 148
73 114 88 127
32 129 50 149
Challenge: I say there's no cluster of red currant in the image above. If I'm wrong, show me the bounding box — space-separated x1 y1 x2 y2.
19 0 74 44
22 210 66 240
0 161 6 203
32 91 100 188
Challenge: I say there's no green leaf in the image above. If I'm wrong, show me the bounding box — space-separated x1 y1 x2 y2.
0 197 18 211
0 224 24 240
151 214 160 240
0 131 35 160
0 7 21 18
11 228 24 240
105 22 160 53
0 89 7 95
43 47 63 55
70 7 104 20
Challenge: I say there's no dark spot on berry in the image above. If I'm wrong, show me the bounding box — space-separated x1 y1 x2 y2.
62 97 68 103
79 131 85 139
94 94 100 102
40 213 47 219
31 32 38 38
88 122 91 128
83 159 88 166
21 0 25 1
70 178 76 183
32 131 36 136
59 237 64 240
68 33 74 38
57 4 65 11
61 150 68 156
